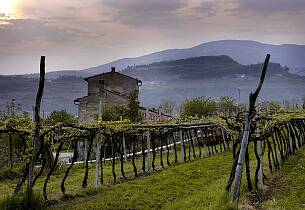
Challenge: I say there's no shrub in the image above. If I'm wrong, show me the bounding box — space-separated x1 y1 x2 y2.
0 192 46 210
218 96 237 113
180 97 217 117
102 105 129 121
0 167 19 181
43 110 77 126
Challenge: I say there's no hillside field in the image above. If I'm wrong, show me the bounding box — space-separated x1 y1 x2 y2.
1 144 305 210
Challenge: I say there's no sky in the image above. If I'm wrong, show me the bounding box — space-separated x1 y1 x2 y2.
0 0 305 75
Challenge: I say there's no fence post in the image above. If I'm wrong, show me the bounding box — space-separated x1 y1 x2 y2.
84 139 88 161
257 133 264 190
146 131 151 171
222 129 228 150
273 130 282 166
95 135 102 188
122 134 127 161
287 122 294 151
180 130 185 162
77 141 81 161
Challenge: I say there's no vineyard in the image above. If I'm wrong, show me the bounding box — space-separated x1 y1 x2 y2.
0 55 305 209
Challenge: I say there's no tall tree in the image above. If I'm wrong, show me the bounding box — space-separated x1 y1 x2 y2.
128 90 141 123
44 110 77 126
180 97 217 117
159 99 176 116
218 96 237 113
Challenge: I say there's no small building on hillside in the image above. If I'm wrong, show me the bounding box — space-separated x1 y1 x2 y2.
74 67 172 122
74 67 141 122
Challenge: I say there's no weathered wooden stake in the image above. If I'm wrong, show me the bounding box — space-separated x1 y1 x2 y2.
180 130 185 162
95 136 101 188
273 132 282 166
257 140 264 190
222 129 228 150
122 134 127 161
287 123 295 151
28 56 45 195
84 139 88 161
146 131 151 171
232 54 270 202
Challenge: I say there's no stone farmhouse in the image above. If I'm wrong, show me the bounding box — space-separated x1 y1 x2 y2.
74 67 172 122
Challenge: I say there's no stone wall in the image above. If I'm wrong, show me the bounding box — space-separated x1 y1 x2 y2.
140 108 172 122
77 70 140 122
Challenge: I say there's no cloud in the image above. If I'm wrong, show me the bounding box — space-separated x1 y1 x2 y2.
233 0 305 16
101 0 187 28
0 18 96 45
192 1 219 17
1 0 305 75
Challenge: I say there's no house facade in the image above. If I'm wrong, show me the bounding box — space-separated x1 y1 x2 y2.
74 67 141 122
139 107 172 122
74 67 172 123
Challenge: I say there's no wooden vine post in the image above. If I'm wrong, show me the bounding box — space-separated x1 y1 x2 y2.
256 124 264 190
28 56 46 195
287 122 294 151
95 134 102 188
123 134 127 161
222 129 228 149
232 54 270 203
146 131 151 171
84 139 88 161
179 130 185 162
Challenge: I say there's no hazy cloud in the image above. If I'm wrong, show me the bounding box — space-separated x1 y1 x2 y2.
0 0 305 74
0 19 78 43
234 0 305 16
192 1 219 17
102 0 187 28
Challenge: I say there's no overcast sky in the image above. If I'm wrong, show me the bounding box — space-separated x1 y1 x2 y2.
0 0 305 75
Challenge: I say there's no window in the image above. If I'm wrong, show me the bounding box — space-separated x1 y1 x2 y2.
98 79 105 85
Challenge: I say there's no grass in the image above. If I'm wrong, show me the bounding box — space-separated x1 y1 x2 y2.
1 140 305 210
0 142 239 209
52 150 235 210
0 192 46 210
247 146 305 210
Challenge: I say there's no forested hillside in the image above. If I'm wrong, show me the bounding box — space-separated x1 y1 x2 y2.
0 56 304 115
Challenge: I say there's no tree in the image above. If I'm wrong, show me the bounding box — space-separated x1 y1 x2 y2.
302 95 305 110
259 100 281 113
44 110 77 126
283 100 291 111
128 91 141 123
159 100 176 116
180 97 217 118
0 112 33 170
102 105 128 121
218 96 237 113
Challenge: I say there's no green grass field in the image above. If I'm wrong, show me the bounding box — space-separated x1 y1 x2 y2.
52 150 235 210
1 143 305 210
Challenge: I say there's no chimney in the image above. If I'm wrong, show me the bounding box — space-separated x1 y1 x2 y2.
111 67 115 73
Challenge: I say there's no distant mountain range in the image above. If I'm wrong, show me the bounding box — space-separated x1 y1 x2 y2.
1 55 304 115
22 40 305 79
122 56 305 109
